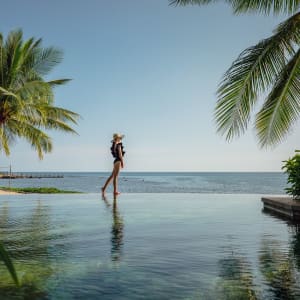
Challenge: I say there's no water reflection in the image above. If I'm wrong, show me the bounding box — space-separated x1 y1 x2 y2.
0 200 51 259
0 200 51 298
202 250 258 300
289 223 300 270
202 231 300 300
1 195 300 299
259 238 298 300
102 195 124 262
253 210 300 299
217 254 258 300
0 204 9 230
262 210 300 272
0 200 68 299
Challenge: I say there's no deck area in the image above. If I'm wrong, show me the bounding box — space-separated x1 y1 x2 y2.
262 196 300 221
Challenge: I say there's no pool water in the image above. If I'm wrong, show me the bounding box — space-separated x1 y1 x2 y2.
0 194 299 299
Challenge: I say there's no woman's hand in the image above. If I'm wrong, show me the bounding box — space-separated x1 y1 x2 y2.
121 161 124 168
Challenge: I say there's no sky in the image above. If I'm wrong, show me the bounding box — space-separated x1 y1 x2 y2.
0 0 299 172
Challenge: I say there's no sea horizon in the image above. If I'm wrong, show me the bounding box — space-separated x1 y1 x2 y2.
8 170 284 173
0 172 287 195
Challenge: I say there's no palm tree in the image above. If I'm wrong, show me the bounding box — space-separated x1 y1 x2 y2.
0 29 79 158
170 0 300 148
0 29 79 286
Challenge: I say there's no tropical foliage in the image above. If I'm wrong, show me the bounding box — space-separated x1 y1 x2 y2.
282 150 300 199
0 29 79 158
170 0 300 148
0 29 79 286
0 186 80 194
0 242 19 286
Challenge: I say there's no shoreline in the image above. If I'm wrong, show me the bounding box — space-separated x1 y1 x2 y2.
0 189 19 195
0 187 81 194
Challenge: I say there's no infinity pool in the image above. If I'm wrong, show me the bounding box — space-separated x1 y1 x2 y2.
0 194 299 299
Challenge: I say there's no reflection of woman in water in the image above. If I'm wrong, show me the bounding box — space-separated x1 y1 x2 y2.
111 196 124 262
102 133 125 196
102 195 124 262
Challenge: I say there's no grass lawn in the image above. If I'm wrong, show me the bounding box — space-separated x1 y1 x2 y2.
0 187 81 194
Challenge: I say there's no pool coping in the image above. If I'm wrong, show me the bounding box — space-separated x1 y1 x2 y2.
261 196 300 221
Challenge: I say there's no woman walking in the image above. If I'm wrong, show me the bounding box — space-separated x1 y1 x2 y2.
102 133 125 196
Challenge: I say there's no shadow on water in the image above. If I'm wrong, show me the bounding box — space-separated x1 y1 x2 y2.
102 195 124 263
0 200 69 299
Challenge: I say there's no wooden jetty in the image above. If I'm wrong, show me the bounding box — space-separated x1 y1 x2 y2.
0 173 64 179
262 196 300 221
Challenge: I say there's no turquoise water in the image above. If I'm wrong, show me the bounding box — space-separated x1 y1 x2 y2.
0 193 299 299
0 172 286 194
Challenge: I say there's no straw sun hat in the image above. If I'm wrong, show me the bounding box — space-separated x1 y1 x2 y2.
112 133 125 141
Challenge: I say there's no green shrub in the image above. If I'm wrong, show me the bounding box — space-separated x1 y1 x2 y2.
282 150 300 200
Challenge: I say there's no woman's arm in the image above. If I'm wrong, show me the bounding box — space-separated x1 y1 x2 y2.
118 144 124 168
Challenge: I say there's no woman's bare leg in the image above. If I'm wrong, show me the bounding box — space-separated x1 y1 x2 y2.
112 162 121 194
102 173 113 195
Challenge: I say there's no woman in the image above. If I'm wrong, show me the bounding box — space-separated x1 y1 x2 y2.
101 133 125 196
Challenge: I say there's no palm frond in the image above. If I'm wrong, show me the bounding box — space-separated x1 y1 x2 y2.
169 0 216 5
16 81 53 105
170 0 300 15
0 38 5 87
31 47 64 76
41 106 80 123
47 79 71 86
231 0 300 15
43 119 79 134
22 104 80 125
0 87 19 98
31 38 42 49
276 11 300 43
4 30 22 84
0 242 19 286
8 41 23 85
21 37 35 54
256 48 300 147
7 119 52 159
5 30 22 52
0 125 12 155
0 29 79 158
215 12 300 141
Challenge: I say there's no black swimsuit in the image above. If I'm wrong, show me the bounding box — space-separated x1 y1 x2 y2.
111 142 125 163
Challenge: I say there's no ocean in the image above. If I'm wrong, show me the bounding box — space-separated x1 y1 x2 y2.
0 172 287 194
0 173 298 299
